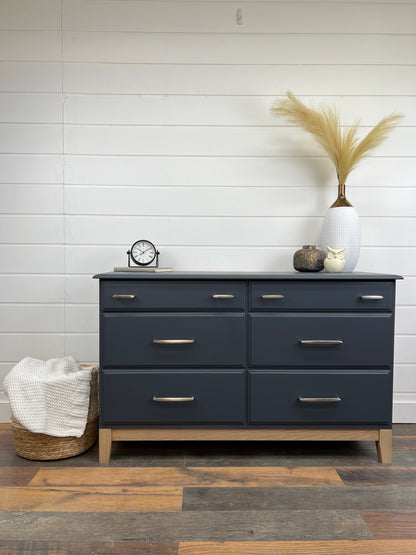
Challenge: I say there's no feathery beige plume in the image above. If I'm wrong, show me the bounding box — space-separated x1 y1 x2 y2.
271 91 403 185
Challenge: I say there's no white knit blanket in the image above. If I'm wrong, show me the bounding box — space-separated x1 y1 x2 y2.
3 356 92 438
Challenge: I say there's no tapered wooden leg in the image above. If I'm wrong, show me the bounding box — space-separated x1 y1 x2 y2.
99 428 112 464
376 429 392 464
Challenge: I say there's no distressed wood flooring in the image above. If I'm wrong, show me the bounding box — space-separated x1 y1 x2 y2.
0 423 415 554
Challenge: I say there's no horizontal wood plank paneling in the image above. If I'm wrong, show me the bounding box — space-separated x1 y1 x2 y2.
65 276 99 304
0 305 64 333
0 246 64 274
0 124 62 154
64 155 416 188
0 62 62 92
64 95 415 127
0 0 61 31
62 1 416 34
0 0 415 422
0 185 63 213
64 246 416 275
0 155 62 183
64 332 98 362
393 337 416 366
63 33 416 65
62 126 411 157
395 308 416 336
64 186 416 218
0 215 63 243
0 31 61 61
397 279 416 307
394 366 416 392
65 215 323 246
0 334 64 361
0 276 64 303
64 215 415 248
0 93 62 123
0 363 14 388
64 305 98 334
63 64 416 95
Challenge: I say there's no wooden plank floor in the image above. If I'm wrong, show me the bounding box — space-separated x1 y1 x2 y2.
0 424 415 554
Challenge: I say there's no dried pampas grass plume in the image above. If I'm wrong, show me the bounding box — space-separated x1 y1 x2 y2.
271 91 403 186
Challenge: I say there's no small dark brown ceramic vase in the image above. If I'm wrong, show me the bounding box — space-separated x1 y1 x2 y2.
293 245 325 272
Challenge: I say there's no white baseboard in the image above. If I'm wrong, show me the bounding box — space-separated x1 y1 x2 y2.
393 393 416 423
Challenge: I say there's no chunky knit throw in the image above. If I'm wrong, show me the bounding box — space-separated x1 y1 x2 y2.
3 356 92 438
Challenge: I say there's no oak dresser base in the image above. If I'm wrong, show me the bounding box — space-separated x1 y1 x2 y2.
99 428 392 465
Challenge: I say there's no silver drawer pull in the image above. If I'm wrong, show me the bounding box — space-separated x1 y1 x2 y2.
153 396 195 402
360 295 384 300
261 294 284 299
300 339 343 345
212 294 235 299
298 396 341 403
112 294 135 299
153 339 195 344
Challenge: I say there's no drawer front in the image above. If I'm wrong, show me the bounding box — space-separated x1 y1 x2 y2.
101 370 245 424
102 313 245 367
102 280 246 310
250 281 394 311
249 313 393 367
249 370 392 424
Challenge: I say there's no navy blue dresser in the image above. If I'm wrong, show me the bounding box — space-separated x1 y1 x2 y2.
94 271 401 463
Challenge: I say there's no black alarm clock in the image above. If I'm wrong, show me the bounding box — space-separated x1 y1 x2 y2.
127 240 160 268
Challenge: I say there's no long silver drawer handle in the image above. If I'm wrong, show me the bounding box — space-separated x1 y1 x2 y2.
298 396 341 403
300 339 343 345
153 339 195 344
261 294 284 299
153 396 195 402
112 294 135 299
212 294 235 299
360 295 384 300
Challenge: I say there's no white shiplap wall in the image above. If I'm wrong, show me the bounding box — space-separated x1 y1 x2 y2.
1 0 415 422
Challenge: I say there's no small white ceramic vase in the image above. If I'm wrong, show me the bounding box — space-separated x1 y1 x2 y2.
324 246 346 273
321 184 360 272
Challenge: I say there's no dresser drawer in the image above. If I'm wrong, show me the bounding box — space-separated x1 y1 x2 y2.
250 281 394 311
101 280 245 310
102 313 245 367
249 370 392 424
249 313 393 367
101 370 245 424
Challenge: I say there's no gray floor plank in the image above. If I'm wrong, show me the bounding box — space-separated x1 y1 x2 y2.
0 541 179 555
0 510 373 542
0 442 186 467
182 486 416 512
184 441 416 467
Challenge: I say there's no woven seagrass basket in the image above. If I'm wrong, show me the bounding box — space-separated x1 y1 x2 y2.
10 364 99 461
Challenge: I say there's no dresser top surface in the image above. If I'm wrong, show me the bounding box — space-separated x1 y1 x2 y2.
93 271 402 281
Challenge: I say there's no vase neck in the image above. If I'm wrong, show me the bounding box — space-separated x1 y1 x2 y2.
331 183 352 208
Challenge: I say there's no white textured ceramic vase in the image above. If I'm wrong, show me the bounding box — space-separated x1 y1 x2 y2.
321 206 361 272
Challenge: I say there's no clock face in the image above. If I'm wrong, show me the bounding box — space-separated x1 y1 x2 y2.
130 240 157 266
